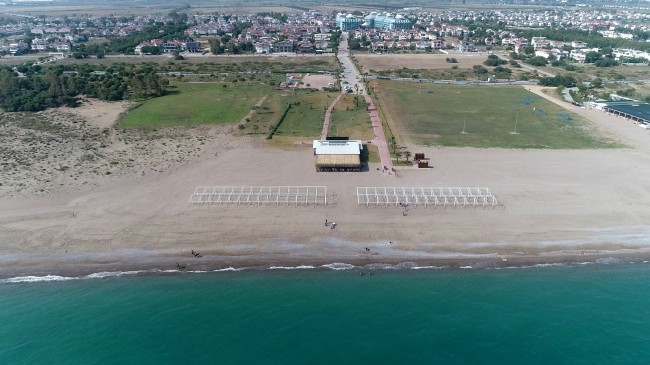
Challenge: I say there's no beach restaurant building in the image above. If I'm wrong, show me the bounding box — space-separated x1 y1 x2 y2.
313 140 363 172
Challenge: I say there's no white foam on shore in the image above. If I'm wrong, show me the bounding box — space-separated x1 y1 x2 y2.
498 263 567 270
269 265 316 270
361 262 446 270
85 271 142 279
1 275 76 284
531 263 566 268
321 263 356 270
3 257 649 284
213 267 246 272
2 269 173 284
364 263 399 270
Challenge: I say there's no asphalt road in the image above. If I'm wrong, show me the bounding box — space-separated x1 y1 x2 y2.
337 32 366 95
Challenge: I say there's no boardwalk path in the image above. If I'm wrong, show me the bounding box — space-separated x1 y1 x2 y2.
364 95 393 173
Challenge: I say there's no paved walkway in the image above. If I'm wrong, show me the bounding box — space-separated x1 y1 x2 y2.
365 95 394 173
320 32 393 173
320 94 343 140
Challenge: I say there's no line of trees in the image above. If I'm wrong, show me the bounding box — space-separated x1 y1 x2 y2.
75 21 189 57
516 28 650 53
538 75 577 88
0 64 168 112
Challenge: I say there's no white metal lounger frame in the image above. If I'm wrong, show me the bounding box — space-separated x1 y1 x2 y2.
189 186 327 206
356 187 499 208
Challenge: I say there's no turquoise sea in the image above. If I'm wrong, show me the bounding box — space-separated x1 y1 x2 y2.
2 262 650 364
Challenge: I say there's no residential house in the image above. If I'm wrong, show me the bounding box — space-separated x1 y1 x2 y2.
456 41 476 52
184 41 202 53
254 41 271 54
571 41 587 49
531 36 550 49
296 41 314 53
55 42 71 52
9 42 28 55
162 40 183 53
274 40 294 53
31 38 47 51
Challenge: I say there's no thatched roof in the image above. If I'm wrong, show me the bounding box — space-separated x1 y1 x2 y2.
316 154 361 167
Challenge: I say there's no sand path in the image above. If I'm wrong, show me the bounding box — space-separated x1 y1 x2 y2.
321 94 343 140
239 95 268 125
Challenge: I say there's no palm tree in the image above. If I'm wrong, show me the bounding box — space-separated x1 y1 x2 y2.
404 150 411 162
395 151 403 162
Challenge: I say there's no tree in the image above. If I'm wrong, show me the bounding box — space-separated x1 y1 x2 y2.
526 56 548 66
484 54 506 66
395 151 403 162
209 38 224 54
524 46 535 55
404 151 411 162
140 45 162 55
591 78 603 88
538 75 577 88
472 65 488 74
595 57 618 67
584 51 601 64
493 66 512 79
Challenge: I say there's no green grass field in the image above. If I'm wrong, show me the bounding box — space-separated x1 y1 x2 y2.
119 82 271 128
374 81 622 149
329 94 374 140
272 90 337 139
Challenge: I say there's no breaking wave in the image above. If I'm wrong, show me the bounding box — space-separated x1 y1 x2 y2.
2 258 645 284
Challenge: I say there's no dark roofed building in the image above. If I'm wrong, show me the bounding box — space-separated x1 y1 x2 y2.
601 101 650 125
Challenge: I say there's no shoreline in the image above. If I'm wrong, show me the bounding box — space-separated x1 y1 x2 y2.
3 243 650 281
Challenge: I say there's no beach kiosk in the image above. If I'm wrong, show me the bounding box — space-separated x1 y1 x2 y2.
312 140 363 172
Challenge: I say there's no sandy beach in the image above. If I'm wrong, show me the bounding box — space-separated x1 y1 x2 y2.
2 86 650 278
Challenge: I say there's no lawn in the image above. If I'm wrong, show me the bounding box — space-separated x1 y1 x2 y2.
373 81 622 149
119 81 271 128
329 94 374 140
272 90 337 140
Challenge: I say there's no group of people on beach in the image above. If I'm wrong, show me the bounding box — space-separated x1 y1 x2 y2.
177 250 203 270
